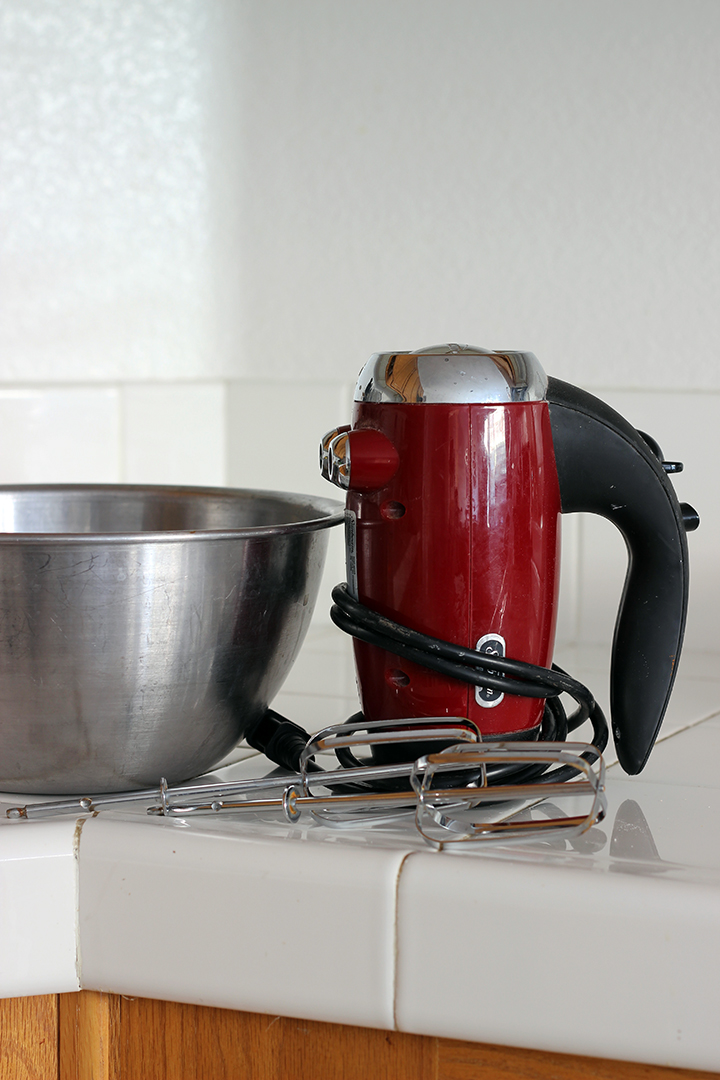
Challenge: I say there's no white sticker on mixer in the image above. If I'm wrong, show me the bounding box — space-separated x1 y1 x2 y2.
474 633 506 708
345 509 359 600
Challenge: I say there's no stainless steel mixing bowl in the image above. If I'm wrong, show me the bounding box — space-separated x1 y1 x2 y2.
0 485 343 794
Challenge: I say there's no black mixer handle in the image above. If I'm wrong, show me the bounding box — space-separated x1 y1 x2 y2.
547 377 697 774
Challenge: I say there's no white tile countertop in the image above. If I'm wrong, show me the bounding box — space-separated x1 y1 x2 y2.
1 627 720 1073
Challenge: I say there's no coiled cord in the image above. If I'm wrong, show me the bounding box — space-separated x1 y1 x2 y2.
330 583 608 786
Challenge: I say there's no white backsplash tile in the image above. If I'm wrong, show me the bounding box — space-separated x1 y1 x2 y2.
315 527 346 628
575 512 628 651
227 379 352 626
2 1 720 397
0 386 120 484
227 379 355 497
0 1 226 383
122 382 226 487
554 514 581 648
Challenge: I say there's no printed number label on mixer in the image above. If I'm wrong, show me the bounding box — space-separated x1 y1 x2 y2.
474 633 506 708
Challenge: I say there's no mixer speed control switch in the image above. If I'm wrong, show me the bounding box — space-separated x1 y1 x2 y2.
325 428 399 492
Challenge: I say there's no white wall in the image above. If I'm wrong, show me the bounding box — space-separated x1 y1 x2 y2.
0 0 716 654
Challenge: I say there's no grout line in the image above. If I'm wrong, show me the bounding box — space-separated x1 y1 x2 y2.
584 385 720 397
73 816 88 990
567 516 581 644
223 377 232 487
654 706 720 746
392 850 415 1032
0 378 234 390
568 515 584 644
116 382 126 483
218 380 228 488
0 379 717 395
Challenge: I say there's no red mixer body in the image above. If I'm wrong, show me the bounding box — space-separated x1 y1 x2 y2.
345 395 562 737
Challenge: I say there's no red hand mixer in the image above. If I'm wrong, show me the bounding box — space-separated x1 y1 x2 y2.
320 344 698 774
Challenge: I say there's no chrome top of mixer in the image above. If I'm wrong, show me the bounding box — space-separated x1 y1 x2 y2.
354 344 548 405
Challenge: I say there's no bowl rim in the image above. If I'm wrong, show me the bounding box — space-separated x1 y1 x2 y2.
0 483 345 544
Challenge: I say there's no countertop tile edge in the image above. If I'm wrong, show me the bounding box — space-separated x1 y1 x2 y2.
75 815 414 1031
0 818 81 997
393 849 720 1074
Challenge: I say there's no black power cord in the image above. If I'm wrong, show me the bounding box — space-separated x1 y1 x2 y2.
329 583 609 787
245 709 318 773
246 583 609 790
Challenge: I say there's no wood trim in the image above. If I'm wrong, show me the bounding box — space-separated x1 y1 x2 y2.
58 992 119 1080
100 996 720 1080
114 998 436 1080
0 995 58 1080
437 1039 720 1080
2 992 719 1080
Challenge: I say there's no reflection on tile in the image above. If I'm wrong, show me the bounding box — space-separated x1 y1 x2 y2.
0 387 120 483
605 776 720 872
122 383 226 486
